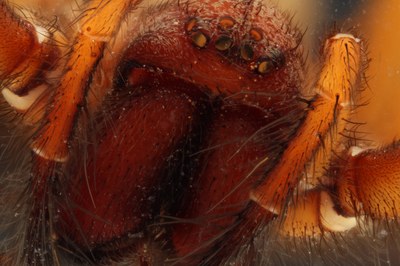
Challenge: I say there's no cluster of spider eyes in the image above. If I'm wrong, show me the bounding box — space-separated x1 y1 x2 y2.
184 15 285 75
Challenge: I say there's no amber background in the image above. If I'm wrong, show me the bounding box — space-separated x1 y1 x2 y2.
282 0 400 145
354 0 400 144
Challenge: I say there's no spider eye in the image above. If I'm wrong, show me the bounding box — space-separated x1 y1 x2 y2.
240 43 255 61
185 17 210 48
249 28 263 42
218 16 236 30
185 17 199 32
190 31 209 48
257 58 273 74
214 35 233 51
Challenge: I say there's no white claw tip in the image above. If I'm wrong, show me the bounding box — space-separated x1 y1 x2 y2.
2 85 47 112
320 191 357 232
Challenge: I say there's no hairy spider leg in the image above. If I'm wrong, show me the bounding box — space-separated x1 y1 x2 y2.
278 135 400 237
0 0 142 263
336 144 400 219
0 1 62 112
250 34 364 215
30 0 141 163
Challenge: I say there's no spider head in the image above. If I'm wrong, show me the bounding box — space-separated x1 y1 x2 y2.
123 0 304 110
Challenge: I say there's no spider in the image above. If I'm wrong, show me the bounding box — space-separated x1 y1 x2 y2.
0 0 400 265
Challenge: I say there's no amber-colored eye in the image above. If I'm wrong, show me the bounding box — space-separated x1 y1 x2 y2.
218 16 235 30
256 54 284 74
249 28 263 41
184 17 209 48
185 17 198 32
190 31 209 48
257 58 273 74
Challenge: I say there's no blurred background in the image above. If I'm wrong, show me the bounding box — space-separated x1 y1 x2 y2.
279 0 400 146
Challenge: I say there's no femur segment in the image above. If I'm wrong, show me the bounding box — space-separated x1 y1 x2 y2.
30 0 141 163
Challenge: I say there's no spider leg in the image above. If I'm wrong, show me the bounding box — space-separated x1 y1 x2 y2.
0 1 63 113
279 188 357 237
250 34 364 215
336 144 400 219
30 0 142 162
274 142 400 237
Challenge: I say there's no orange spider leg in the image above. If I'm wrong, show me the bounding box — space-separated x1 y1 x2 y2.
279 143 400 237
280 189 323 236
336 145 400 219
280 188 357 237
250 34 363 214
0 1 61 112
0 2 44 92
31 0 141 162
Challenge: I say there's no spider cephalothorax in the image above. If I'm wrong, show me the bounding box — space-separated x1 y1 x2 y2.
0 0 400 265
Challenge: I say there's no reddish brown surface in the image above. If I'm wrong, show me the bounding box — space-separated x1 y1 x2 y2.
0 3 37 79
25 0 304 262
171 104 276 260
3 0 400 265
58 77 208 247
126 0 302 112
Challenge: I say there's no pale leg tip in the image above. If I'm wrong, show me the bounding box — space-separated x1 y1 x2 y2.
320 191 357 232
31 143 69 163
2 85 47 112
249 190 280 215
